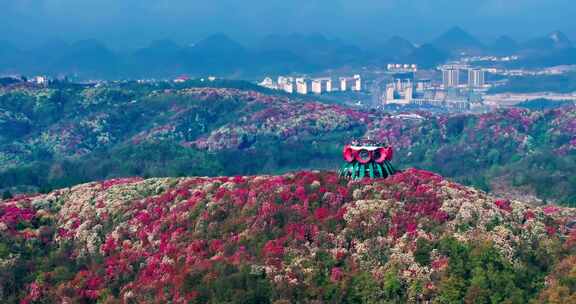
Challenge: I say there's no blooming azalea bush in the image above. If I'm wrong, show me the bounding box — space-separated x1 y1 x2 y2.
2 169 576 303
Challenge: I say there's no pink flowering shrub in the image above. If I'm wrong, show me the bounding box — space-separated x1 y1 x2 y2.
100 177 143 190
543 205 561 215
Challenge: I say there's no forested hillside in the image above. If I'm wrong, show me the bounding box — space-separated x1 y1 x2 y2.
0 81 574 205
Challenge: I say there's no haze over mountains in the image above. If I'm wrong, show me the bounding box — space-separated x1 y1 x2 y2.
0 27 574 79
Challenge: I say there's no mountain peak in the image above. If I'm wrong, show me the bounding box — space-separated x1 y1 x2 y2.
433 26 484 52
524 31 573 51
494 35 517 44
403 43 448 68
548 31 571 45
386 35 413 46
193 33 245 52
445 26 468 36
383 36 416 57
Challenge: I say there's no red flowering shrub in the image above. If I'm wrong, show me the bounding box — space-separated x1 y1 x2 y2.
495 199 513 212
0 204 35 231
263 240 285 258
314 207 330 221
546 226 558 236
524 210 536 221
100 177 143 190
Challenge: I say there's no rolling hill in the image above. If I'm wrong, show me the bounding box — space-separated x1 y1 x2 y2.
2 169 576 302
0 82 575 205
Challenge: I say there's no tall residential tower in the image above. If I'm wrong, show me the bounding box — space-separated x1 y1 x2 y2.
468 69 485 88
442 68 460 88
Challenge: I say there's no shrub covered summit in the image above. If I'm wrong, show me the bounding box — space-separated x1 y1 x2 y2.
2 169 576 303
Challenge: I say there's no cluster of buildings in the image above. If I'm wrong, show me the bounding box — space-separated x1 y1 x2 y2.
460 55 519 63
259 75 362 95
382 79 483 111
0 75 50 87
489 65 576 77
383 79 430 104
441 65 486 89
173 75 217 83
386 64 418 73
32 75 49 85
379 64 487 112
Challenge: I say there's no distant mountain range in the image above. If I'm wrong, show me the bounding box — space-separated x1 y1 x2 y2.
523 31 573 52
0 28 574 79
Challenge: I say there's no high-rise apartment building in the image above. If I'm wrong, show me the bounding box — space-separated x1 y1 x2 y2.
296 78 308 95
339 75 362 92
352 74 362 91
468 69 485 88
443 68 460 88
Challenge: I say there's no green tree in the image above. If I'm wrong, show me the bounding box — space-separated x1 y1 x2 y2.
345 272 383 304
2 190 13 200
382 270 404 302
414 238 433 266
436 276 467 304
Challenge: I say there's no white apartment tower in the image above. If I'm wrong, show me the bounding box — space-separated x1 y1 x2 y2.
259 77 275 89
326 79 333 92
386 86 396 101
284 82 294 94
311 79 322 94
340 75 362 92
468 69 485 88
340 78 348 91
296 78 308 95
311 78 333 94
443 68 460 88
404 86 413 103
352 74 362 91
277 76 295 94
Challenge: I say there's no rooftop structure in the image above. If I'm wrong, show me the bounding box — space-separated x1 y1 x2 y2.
339 140 396 180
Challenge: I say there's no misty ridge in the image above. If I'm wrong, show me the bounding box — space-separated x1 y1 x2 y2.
1 27 575 79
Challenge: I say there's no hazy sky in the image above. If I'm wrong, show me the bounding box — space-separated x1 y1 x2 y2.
3 0 575 49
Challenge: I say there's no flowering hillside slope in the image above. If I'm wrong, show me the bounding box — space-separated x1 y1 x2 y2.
1 83 575 204
2 169 576 303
